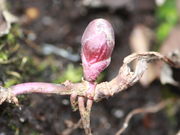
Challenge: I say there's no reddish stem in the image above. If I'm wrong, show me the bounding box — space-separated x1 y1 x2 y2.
86 82 96 99
11 82 70 96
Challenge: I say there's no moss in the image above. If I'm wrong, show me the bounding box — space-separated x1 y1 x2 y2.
154 0 179 50
54 64 83 83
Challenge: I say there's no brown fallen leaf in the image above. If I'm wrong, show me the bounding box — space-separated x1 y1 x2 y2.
0 11 9 36
159 26 180 86
129 24 157 86
0 0 18 37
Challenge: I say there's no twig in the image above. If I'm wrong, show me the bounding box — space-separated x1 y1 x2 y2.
78 97 93 135
0 52 179 105
115 99 174 135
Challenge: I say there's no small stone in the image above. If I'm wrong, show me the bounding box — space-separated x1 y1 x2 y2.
0 132 6 135
112 109 124 118
62 99 69 105
19 117 25 123
27 32 36 41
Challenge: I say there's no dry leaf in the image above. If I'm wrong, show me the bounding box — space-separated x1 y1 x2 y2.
0 0 18 37
160 63 178 86
129 24 156 86
0 11 10 36
159 26 180 86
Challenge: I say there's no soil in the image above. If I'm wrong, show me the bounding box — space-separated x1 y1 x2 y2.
0 0 179 135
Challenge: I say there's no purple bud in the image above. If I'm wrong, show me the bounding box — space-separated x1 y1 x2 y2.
81 18 115 82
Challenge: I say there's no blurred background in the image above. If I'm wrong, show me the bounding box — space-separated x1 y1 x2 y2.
0 0 179 135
